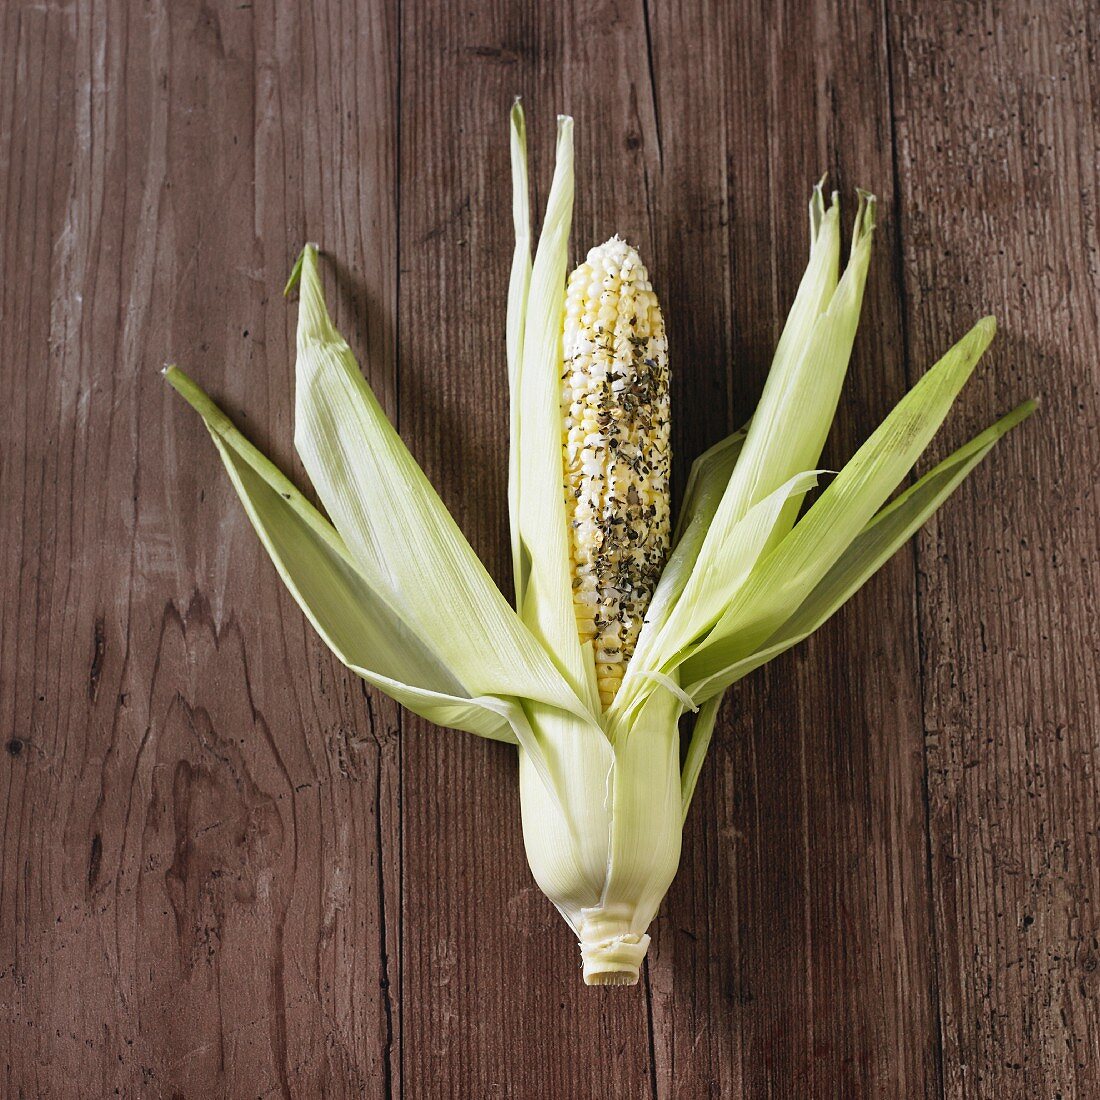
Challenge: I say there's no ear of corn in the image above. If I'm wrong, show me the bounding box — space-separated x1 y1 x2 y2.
561 237 671 707
166 102 1035 988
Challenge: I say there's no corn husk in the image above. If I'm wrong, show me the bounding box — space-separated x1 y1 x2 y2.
166 103 1034 986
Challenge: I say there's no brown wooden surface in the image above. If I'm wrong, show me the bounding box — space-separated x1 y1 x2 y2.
1 1 1097 1096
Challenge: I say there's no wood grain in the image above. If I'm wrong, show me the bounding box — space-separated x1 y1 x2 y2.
397 4 659 1095
642 2 943 1094
1 0 1096 1096
1 1 402 1095
888 3 1100 1096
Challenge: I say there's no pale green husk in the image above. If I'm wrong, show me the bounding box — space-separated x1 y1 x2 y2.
165 103 1034 987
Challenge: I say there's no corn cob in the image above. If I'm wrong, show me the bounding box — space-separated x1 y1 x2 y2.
561 236 671 708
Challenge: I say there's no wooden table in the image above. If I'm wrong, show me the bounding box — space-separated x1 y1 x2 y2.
3 1 1097 1096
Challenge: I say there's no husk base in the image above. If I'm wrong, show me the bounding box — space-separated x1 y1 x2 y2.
579 931 651 986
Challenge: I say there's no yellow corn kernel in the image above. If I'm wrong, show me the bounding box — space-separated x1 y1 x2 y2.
562 236 670 708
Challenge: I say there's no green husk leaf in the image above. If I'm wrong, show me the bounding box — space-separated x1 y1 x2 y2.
645 468 823 671
507 100 533 605
710 190 875 544
599 687 684 932
518 704 616 918
680 691 725 823
508 115 596 709
637 670 699 711
673 426 749 545
291 244 592 723
682 389 1033 700
164 365 516 743
681 315 997 684
612 426 747 721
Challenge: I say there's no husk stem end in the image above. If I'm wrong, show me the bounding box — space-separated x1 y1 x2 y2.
579 931 651 987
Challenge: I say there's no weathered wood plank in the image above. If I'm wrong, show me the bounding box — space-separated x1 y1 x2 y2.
636 2 745 1094
887 1 1100 1095
641 1 942 1095
0 1 400 1094
395 1 662 1095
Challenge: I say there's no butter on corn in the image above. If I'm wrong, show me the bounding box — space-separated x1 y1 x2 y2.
561 237 671 707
